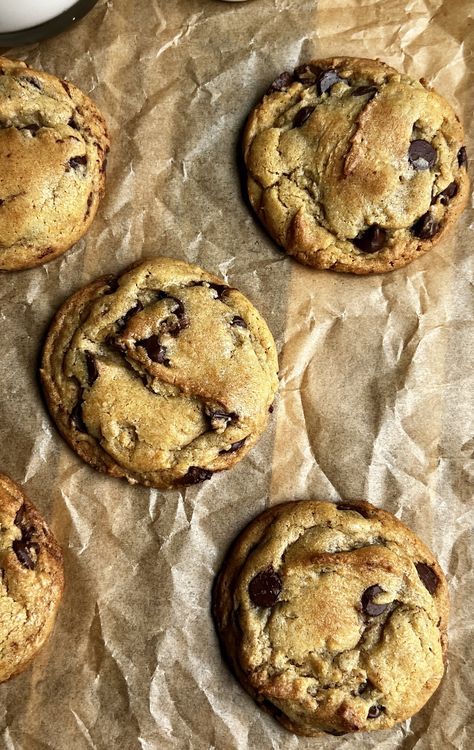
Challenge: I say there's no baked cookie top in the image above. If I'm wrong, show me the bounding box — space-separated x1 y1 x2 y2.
40 257 279 489
0 474 64 683
213 500 449 735
0 55 109 272
243 57 469 274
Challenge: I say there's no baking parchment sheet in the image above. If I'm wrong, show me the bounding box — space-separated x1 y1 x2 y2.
0 0 473 748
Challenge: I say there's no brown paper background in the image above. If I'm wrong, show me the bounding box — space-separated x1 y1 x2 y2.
0 0 473 748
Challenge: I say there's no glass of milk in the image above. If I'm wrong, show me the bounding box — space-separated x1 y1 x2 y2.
0 0 99 45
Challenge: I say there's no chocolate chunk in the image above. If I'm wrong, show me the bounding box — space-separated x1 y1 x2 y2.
437 181 458 205
361 585 388 617
164 296 189 336
209 410 235 428
231 316 247 329
269 403 274 413
412 212 439 239
0 199 4 207
23 76 42 90
137 335 170 365
458 146 468 168
68 117 80 130
354 225 387 253
318 69 345 95
85 352 98 386
415 562 439 595
294 63 319 83
249 567 282 608
116 300 144 330
336 503 370 519
107 277 120 293
219 437 247 454
12 539 35 570
20 525 34 542
294 106 315 128
268 71 294 93
208 283 229 299
357 680 374 695
85 192 94 217
182 466 213 485
71 399 87 433
22 124 40 135
352 85 378 98
408 140 436 170
14 504 25 527
68 155 88 171
367 705 385 719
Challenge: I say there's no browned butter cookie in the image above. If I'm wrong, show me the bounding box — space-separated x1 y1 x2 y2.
40 257 279 489
0 56 109 271
0 474 64 682
213 500 449 735
243 57 469 273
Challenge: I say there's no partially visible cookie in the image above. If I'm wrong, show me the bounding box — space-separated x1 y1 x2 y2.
213 500 449 735
0 56 109 271
40 257 279 489
243 57 469 273
0 473 64 682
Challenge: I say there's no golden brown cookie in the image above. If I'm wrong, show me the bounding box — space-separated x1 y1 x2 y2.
0 473 64 683
0 55 109 271
213 500 449 735
243 57 469 273
40 257 279 489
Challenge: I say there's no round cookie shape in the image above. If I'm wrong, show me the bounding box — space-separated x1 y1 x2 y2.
243 57 469 274
0 474 64 682
213 500 449 735
40 257 279 489
0 56 109 271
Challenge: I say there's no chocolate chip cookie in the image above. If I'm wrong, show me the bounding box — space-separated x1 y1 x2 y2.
213 500 449 735
40 257 279 489
0 56 109 272
0 473 64 682
243 57 469 273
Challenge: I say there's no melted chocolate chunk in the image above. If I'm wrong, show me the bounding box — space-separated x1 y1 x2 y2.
336 503 370 519
458 146 468 168
352 85 378 98
85 192 94 217
412 212 439 239
269 403 274 413
68 116 80 130
116 300 144 330
208 283 229 299
68 155 88 171
12 539 35 570
14 504 25 527
71 399 87 433
249 567 282 607
182 466 213 485
107 276 120 293
437 181 458 205
219 437 247 454
85 352 99 386
361 585 388 617
415 562 439 595
354 225 387 253
318 69 345 95
408 140 436 170
137 335 170 365
367 705 385 719
294 106 315 128
268 71 294 93
231 315 247 329
23 76 42 90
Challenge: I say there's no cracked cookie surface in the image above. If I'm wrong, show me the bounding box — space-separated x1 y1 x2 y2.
243 57 469 274
213 500 449 735
0 56 109 271
0 474 64 682
40 257 279 489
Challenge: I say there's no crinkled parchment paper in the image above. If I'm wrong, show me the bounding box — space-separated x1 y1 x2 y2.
0 0 472 748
